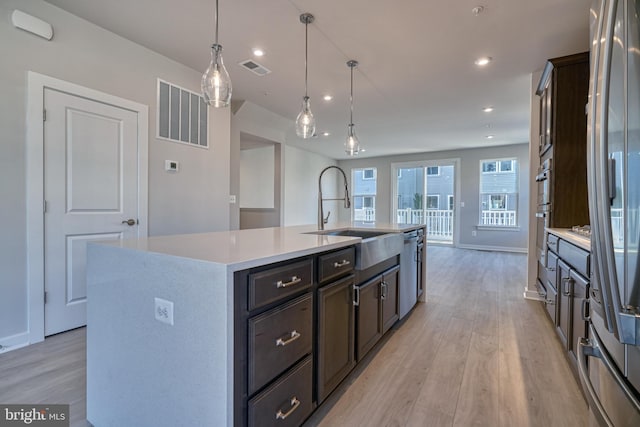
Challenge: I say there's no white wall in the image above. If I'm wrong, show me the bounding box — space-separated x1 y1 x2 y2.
0 1 230 346
283 146 338 226
338 143 530 251
240 146 275 208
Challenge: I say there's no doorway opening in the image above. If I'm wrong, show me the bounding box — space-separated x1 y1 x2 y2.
393 159 459 245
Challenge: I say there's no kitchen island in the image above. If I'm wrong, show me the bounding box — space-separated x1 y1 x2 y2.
86 222 424 427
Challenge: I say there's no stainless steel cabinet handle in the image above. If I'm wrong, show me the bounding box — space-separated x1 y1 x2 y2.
275 397 300 420
276 276 301 289
334 260 351 268
121 219 137 226
275 330 301 347
353 285 360 306
545 298 555 305
380 281 387 300
562 277 573 296
545 267 556 272
581 298 590 321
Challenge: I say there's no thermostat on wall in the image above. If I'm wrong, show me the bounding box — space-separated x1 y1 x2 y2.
165 160 179 172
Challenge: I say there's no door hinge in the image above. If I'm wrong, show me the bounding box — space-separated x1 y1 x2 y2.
43 109 46 122
44 291 48 304
43 200 47 213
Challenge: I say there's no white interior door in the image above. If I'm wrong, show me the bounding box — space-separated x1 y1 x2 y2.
44 88 140 336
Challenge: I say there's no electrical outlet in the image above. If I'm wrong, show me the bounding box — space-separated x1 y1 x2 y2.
460 201 465 208
229 195 237 204
154 297 174 325
472 230 477 237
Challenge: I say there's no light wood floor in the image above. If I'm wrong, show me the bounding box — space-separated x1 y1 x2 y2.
0 247 587 427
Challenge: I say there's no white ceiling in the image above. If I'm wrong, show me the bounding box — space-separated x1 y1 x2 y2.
45 0 591 160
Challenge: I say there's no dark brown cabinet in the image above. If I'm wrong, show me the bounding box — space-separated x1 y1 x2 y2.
356 275 383 360
534 52 590 293
317 274 355 404
356 265 400 360
543 232 590 379
381 266 400 334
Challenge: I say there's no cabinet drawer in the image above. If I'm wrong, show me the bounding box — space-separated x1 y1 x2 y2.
248 259 313 311
318 247 355 284
248 293 313 394
558 239 590 278
547 233 559 254
248 356 313 427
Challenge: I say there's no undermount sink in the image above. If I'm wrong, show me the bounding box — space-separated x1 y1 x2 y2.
305 229 403 270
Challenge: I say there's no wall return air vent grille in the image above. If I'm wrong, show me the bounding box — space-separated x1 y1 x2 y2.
239 59 271 76
157 79 208 148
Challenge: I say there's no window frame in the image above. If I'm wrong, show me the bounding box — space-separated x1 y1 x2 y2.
426 194 439 210
362 168 376 180
426 166 440 176
478 157 519 229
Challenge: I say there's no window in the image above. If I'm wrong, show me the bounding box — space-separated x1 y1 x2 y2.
482 160 513 173
352 168 377 221
479 158 518 226
426 166 440 176
363 168 376 180
448 195 454 211
157 79 208 148
426 195 439 210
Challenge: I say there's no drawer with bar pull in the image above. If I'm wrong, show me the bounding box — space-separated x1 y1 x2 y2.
247 293 313 394
248 259 313 311
318 247 355 284
248 355 313 427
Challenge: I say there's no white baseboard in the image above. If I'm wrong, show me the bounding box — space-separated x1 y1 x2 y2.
456 244 527 254
524 288 544 301
0 331 30 354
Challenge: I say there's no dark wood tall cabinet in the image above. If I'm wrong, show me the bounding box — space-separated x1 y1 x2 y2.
537 52 590 227
535 52 590 293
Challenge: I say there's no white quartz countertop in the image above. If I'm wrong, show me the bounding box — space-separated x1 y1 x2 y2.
94 222 423 271
547 228 591 251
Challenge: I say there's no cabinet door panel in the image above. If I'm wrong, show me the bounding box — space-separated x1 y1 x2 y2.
356 276 382 360
382 266 400 334
317 275 355 403
569 270 589 365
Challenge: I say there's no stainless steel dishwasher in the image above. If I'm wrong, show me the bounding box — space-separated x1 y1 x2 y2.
399 230 418 319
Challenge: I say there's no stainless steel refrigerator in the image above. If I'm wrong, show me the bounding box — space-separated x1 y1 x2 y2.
581 0 640 425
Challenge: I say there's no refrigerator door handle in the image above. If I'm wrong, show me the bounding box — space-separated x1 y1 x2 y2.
607 157 616 205
579 324 640 427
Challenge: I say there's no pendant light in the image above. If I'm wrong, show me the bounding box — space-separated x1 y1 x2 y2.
201 0 232 108
295 13 316 139
345 60 360 156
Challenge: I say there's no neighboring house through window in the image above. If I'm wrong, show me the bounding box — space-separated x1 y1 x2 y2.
479 158 518 226
426 195 439 210
426 166 440 176
352 168 377 221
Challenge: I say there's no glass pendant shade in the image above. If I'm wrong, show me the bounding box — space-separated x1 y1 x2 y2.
345 124 360 155
296 96 316 138
202 44 232 108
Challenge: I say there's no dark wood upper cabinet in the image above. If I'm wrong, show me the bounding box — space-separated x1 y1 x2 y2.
536 52 590 228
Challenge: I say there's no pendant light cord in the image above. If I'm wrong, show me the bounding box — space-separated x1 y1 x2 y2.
214 0 219 45
304 20 308 98
349 65 354 125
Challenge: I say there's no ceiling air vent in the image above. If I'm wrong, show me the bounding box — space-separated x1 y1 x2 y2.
239 59 271 76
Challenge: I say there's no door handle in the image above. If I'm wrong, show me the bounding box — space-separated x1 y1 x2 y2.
121 219 137 226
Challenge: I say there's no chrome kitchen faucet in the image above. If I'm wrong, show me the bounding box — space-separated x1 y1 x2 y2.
318 166 351 230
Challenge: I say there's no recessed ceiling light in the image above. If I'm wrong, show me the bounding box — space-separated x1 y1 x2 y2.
472 6 485 16
252 48 264 57
475 57 492 66
485 135 495 139
322 132 330 137
323 95 333 101
483 106 494 113
360 148 366 152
